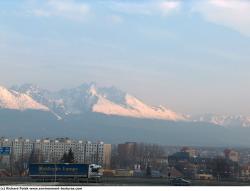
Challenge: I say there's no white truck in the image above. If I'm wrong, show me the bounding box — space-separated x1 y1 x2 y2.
29 163 103 182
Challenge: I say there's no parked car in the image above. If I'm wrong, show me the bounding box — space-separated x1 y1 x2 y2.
170 178 191 186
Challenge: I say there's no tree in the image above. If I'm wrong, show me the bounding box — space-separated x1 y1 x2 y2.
209 157 235 179
60 149 75 163
113 142 166 170
61 153 68 163
13 153 30 176
146 165 152 177
67 148 74 163
29 149 38 163
29 149 44 163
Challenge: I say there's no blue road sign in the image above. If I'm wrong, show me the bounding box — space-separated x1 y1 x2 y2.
0 147 11 155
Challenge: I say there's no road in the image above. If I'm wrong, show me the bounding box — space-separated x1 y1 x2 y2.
1 177 250 186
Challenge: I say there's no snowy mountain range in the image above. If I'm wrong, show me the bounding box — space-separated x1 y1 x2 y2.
0 82 249 128
191 114 250 128
10 83 185 121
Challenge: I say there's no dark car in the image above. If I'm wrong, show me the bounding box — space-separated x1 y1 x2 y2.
170 178 191 186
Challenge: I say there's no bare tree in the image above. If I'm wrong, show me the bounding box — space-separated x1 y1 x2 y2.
112 142 166 170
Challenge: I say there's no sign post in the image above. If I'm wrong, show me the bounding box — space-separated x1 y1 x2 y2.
0 147 11 155
0 147 12 176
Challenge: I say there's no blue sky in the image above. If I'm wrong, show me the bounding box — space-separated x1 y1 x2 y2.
0 0 250 115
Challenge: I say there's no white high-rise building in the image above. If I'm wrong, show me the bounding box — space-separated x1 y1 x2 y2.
0 137 111 168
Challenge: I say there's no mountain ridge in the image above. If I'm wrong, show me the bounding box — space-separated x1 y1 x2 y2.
1 83 250 146
10 83 185 121
0 82 248 128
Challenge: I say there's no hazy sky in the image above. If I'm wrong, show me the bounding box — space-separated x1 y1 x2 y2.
0 0 250 115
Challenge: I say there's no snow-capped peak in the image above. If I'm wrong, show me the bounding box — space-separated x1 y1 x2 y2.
92 92 185 121
88 84 98 96
0 85 49 111
191 113 250 128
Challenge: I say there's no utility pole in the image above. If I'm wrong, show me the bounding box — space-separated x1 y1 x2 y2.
10 142 13 176
54 163 57 182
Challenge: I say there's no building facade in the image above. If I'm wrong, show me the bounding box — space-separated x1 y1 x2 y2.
0 137 111 168
224 149 240 162
181 147 198 158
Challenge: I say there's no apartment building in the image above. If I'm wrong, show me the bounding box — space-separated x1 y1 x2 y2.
0 137 111 167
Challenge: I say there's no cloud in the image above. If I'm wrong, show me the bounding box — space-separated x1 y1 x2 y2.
32 0 90 21
28 0 180 22
159 1 180 15
108 0 181 16
108 15 123 24
193 0 250 37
